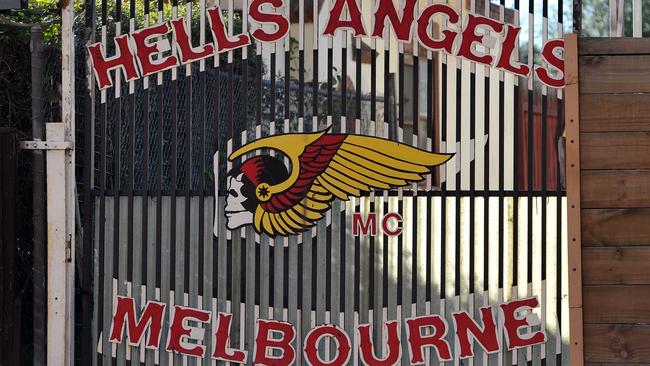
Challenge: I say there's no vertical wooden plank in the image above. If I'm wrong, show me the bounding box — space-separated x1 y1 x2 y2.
345 199 355 366
118 182 128 365
359 195 370 353
474 194 486 366
458 54 471 366
487 195 499 366
203 197 214 365
217 197 229 366
372 193 384 355
316 217 327 359
56 0 75 360
259 233 270 323
131 197 143 365
383 193 396 364
473 54 487 366
545 197 558 366
103 198 114 365
401 196 413 366
633 0 642 37
330 204 341 361
609 0 624 36
145 197 157 366
444 53 458 366
273 233 285 351
189 197 200 366
159 196 171 366
429 195 442 365
532 197 544 365
444 193 456 366
516 196 529 366
564 33 584 366
93 200 100 366
502 197 513 366
416 195 427 317
560 196 570 365
217 196 227 315
175 197 185 366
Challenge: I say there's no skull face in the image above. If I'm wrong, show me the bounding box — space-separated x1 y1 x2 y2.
225 173 254 230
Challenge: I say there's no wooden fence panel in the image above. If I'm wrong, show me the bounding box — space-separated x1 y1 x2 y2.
582 209 650 246
582 247 650 285
581 170 650 208
584 324 650 364
580 132 650 169
574 37 650 365
581 94 650 132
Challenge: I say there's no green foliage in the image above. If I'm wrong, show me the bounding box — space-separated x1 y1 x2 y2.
94 0 244 38
0 0 82 43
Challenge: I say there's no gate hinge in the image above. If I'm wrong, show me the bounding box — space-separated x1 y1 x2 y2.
19 140 73 150
65 234 72 263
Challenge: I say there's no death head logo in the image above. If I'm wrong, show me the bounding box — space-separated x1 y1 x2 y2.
220 128 452 236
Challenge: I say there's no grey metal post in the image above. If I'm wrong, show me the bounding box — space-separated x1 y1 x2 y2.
31 24 47 366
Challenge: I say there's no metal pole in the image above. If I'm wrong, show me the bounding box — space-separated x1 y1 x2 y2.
30 23 47 366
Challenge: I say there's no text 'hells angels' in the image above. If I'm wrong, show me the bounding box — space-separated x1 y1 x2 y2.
88 2 564 91
108 296 546 364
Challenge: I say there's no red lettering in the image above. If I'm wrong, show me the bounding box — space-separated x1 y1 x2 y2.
249 0 290 43
371 0 416 42
357 321 401 366
87 34 139 90
207 6 251 53
495 25 530 77
416 4 459 54
170 17 214 64
535 39 565 88
323 0 367 37
353 212 377 236
500 297 547 350
382 212 403 236
303 325 352 366
109 296 166 349
253 319 296 366
131 22 179 77
405 315 452 364
212 313 248 363
457 14 504 65
452 307 500 358
166 305 212 357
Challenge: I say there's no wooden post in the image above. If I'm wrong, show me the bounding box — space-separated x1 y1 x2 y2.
47 0 76 362
564 33 584 366
46 123 75 366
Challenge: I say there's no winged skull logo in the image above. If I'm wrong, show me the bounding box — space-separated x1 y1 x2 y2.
219 128 453 237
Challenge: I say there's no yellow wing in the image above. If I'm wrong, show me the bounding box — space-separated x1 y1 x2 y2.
245 133 452 236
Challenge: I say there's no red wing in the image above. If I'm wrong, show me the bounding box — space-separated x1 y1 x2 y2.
260 134 347 214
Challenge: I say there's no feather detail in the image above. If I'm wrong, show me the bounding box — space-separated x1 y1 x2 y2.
233 130 452 237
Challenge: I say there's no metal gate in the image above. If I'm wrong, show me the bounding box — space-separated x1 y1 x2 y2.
83 0 570 364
